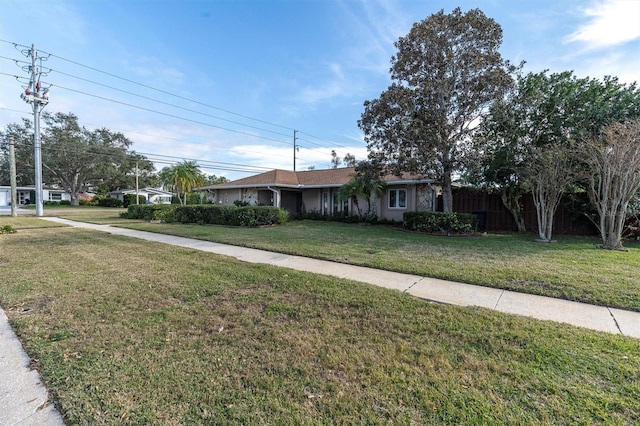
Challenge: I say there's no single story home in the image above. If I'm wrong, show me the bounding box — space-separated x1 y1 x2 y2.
197 167 437 221
107 188 173 204
0 185 71 207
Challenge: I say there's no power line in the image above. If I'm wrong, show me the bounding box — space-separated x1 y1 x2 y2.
11 42 296 132
48 68 293 138
47 82 293 145
1 47 362 154
0 107 321 167
1 40 363 165
2 138 272 174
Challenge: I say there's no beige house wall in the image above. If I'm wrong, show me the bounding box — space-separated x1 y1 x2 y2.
207 183 435 221
379 184 436 222
215 188 242 205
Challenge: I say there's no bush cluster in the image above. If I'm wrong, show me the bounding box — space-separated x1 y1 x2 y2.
123 194 147 207
295 210 372 224
94 196 124 207
121 204 174 221
43 200 72 206
122 204 288 227
403 211 475 234
0 224 16 234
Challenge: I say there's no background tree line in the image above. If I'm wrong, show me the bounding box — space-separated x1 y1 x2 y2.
0 112 226 206
357 7 640 250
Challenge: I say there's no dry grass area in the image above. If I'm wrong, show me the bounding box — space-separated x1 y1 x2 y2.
1 224 639 424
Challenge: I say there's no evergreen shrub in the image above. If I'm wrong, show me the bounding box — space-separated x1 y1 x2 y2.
96 196 123 207
123 194 147 207
403 211 474 234
123 204 287 226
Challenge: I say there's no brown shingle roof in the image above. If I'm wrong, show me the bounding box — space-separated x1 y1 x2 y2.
295 167 356 186
199 167 430 190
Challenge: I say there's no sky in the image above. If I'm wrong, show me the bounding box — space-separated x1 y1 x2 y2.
1 0 639 181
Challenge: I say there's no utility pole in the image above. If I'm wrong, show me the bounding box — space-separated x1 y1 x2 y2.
9 136 17 217
135 162 140 205
19 44 49 217
293 129 298 172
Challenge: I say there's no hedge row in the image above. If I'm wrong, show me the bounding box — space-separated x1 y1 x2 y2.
122 204 288 227
403 211 475 234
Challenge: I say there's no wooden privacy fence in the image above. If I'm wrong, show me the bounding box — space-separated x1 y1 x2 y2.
437 189 598 235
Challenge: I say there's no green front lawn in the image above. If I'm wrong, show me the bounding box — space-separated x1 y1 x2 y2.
1 226 638 424
102 219 640 312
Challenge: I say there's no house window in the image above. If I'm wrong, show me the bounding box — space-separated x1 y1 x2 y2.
49 192 62 201
388 189 407 209
332 192 348 215
322 192 329 215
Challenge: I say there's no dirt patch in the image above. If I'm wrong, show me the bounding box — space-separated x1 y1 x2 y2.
12 296 56 314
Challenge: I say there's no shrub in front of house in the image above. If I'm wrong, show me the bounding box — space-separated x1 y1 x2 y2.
297 209 372 224
123 194 147 208
95 196 124 208
43 200 71 206
403 211 475 234
124 204 287 227
122 204 174 222
236 205 288 226
174 205 235 225
173 205 287 226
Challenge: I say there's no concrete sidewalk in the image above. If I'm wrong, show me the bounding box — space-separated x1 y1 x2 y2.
0 309 65 425
2 216 639 425
40 217 640 338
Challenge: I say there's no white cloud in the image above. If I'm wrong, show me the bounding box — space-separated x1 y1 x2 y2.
295 63 350 105
566 0 640 49
229 144 298 170
228 143 369 172
572 50 640 84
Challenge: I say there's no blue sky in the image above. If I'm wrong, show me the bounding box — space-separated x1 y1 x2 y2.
1 0 639 181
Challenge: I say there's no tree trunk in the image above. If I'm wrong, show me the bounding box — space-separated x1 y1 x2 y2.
500 187 526 233
532 185 563 241
599 198 627 250
351 196 362 220
441 169 453 212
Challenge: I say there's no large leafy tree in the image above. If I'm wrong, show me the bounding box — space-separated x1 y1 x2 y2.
203 174 228 186
475 72 640 240
0 112 154 204
92 152 158 194
473 71 585 239
160 160 205 206
0 119 36 186
359 7 514 212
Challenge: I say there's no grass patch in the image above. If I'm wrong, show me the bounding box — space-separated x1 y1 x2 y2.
112 220 640 311
1 227 639 424
0 217 67 230
55 210 136 225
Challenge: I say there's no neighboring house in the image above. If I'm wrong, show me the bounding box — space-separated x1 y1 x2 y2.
197 167 437 221
107 188 173 204
0 185 71 207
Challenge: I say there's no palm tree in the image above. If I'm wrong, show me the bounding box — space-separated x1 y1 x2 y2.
338 160 387 222
160 161 205 205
